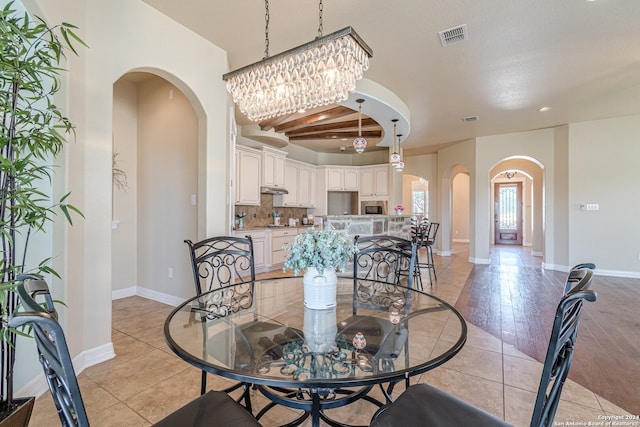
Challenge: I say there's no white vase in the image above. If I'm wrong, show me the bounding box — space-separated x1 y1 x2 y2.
303 306 337 353
303 267 337 309
396 209 403 215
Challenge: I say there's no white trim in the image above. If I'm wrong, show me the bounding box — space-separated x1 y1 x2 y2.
591 268 640 279
452 239 470 243
541 263 640 279
135 286 185 307
438 249 452 256
469 257 491 264
16 342 115 399
531 251 543 257
112 286 136 300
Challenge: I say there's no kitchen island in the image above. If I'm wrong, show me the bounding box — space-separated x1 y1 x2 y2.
322 215 412 240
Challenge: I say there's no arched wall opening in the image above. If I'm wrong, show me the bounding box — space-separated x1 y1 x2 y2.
489 157 544 256
112 71 203 303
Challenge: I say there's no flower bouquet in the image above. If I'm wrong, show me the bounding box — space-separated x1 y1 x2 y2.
284 228 357 309
394 204 405 215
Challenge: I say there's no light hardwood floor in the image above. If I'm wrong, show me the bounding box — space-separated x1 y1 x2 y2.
27 244 635 426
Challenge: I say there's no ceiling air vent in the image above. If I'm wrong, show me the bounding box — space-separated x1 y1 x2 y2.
439 24 468 47
462 115 478 122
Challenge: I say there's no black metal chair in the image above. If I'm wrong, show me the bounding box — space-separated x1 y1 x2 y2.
370 268 597 427
346 235 417 397
8 278 262 427
185 236 282 410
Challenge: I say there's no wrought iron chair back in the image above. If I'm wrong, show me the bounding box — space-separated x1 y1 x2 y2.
185 235 256 294
370 268 597 427
10 276 89 427
563 263 595 294
184 236 258 400
9 278 263 427
352 235 417 313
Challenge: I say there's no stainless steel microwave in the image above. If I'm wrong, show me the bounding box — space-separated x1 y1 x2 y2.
364 205 384 215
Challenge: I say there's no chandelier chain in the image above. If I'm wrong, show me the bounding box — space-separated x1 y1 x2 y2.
264 0 270 58
318 0 323 38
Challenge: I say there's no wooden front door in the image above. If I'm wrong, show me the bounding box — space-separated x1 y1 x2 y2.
494 182 522 245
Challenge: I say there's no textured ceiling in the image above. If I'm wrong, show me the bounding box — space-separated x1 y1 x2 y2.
143 0 640 155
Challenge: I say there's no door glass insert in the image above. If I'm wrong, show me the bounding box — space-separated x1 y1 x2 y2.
499 184 518 230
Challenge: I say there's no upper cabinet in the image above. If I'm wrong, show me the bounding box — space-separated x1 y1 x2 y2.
262 147 287 188
273 159 316 208
360 165 389 199
235 146 262 206
326 167 360 191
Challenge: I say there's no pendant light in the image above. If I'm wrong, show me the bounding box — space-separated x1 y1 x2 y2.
389 119 401 166
395 134 404 171
353 99 367 154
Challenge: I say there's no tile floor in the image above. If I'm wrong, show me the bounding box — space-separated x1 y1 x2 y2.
28 246 632 426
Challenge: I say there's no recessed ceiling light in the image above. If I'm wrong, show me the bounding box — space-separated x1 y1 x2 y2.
538 106 551 112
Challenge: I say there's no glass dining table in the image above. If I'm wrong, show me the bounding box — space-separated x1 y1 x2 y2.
164 276 467 427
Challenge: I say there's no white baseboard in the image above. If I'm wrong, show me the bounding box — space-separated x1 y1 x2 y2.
135 286 185 307
17 342 115 399
469 257 491 264
112 286 136 300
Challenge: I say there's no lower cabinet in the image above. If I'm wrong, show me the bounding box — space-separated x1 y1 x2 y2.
270 228 298 266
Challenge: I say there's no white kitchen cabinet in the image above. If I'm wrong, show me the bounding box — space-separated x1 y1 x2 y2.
262 147 287 188
235 146 261 205
298 164 312 207
360 164 389 198
326 167 359 191
269 228 298 266
235 230 266 271
273 159 316 208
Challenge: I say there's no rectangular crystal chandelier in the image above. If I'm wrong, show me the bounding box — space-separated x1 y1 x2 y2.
223 25 373 122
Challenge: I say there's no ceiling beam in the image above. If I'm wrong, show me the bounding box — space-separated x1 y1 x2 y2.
285 117 378 136
274 106 355 133
289 130 382 140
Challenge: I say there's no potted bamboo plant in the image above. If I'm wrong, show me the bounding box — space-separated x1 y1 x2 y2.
1 3 84 424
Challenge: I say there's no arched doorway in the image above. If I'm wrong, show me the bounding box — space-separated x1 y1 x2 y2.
111 72 200 301
490 158 544 256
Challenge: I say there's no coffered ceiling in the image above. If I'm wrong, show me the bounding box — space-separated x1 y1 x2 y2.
143 0 640 155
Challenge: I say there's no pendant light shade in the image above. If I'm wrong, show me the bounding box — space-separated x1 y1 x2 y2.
353 99 367 153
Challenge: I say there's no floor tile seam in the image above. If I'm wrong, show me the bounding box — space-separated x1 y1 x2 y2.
119 366 198 425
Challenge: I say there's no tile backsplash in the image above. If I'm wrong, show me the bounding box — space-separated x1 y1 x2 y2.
235 194 308 229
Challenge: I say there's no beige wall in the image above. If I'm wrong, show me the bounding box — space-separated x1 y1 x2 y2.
136 77 198 299
452 173 470 242
15 0 232 396
569 115 640 275
112 78 138 292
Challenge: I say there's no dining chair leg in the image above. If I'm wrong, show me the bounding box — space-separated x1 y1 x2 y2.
200 370 207 395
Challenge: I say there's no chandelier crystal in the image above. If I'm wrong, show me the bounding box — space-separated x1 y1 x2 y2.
353 99 367 153
223 1 373 122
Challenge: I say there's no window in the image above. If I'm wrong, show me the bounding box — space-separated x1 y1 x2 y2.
412 190 427 215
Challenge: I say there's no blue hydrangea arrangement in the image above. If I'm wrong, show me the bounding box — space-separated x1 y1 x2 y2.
283 228 357 275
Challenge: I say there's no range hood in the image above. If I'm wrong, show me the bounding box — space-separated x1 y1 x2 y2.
261 186 289 195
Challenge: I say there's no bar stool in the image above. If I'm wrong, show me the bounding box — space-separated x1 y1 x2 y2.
415 222 439 286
